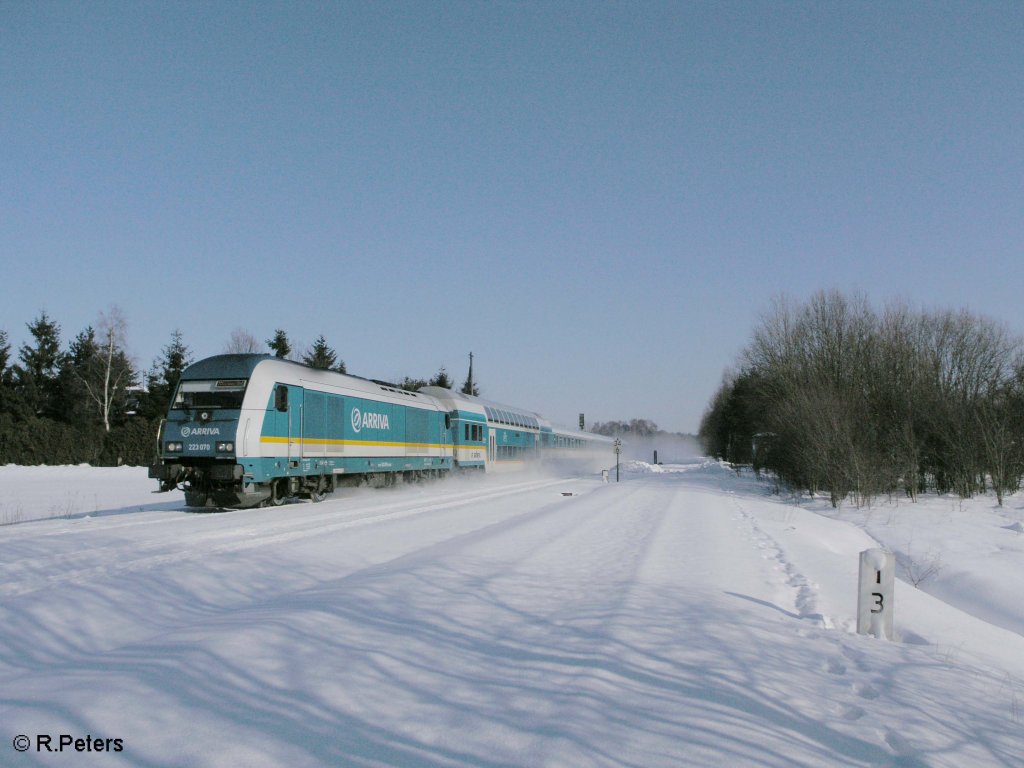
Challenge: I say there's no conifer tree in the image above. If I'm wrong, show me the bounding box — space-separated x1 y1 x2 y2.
15 311 64 417
57 327 100 426
429 367 453 389
140 329 192 419
399 376 428 392
0 330 9 376
0 329 14 415
266 329 291 359
303 335 346 373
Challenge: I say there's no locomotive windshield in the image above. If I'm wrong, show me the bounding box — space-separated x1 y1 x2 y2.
172 379 248 410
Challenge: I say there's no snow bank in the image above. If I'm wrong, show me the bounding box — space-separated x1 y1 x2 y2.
0 465 178 525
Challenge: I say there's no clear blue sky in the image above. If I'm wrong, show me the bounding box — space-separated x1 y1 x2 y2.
2 1 1022 433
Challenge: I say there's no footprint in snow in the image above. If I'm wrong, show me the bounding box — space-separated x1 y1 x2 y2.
826 658 847 676
841 645 866 665
855 682 880 700
841 704 865 721
883 729 929 767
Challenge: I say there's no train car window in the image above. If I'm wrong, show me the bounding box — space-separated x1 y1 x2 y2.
274 384 288 412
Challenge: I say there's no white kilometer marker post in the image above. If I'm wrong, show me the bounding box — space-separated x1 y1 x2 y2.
857 548 895 640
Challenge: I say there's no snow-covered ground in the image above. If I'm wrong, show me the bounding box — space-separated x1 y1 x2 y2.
1 461 1022 767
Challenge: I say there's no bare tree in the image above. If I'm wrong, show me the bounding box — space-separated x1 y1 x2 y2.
224 328 261 354
75 306 134 432
706 291 1024 505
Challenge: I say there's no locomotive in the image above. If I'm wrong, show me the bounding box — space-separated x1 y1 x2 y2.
149 354 613 508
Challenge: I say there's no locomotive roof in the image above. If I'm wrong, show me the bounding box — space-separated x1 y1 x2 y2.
181 354 273 379
181 354 438 405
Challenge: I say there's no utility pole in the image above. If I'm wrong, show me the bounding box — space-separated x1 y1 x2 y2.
461 351 477 396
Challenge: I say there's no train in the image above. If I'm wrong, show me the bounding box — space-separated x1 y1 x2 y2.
149 354 615 508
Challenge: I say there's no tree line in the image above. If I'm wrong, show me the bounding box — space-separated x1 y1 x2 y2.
590 419 661 438
0 310 480 467
699 290 1024 507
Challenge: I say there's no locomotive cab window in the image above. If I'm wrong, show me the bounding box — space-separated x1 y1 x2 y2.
173 379 248 410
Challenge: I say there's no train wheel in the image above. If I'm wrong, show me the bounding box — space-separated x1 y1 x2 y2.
184 490 208 507
269 479 287 506
308 476 328 503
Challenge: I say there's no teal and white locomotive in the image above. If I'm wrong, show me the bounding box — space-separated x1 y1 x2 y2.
150 354 612 508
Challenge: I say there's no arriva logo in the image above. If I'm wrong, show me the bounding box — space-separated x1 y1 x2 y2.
181 426 221 437
351 408 390 433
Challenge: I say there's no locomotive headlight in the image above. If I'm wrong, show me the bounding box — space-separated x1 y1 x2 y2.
166 442 183 453
216 441 234 453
